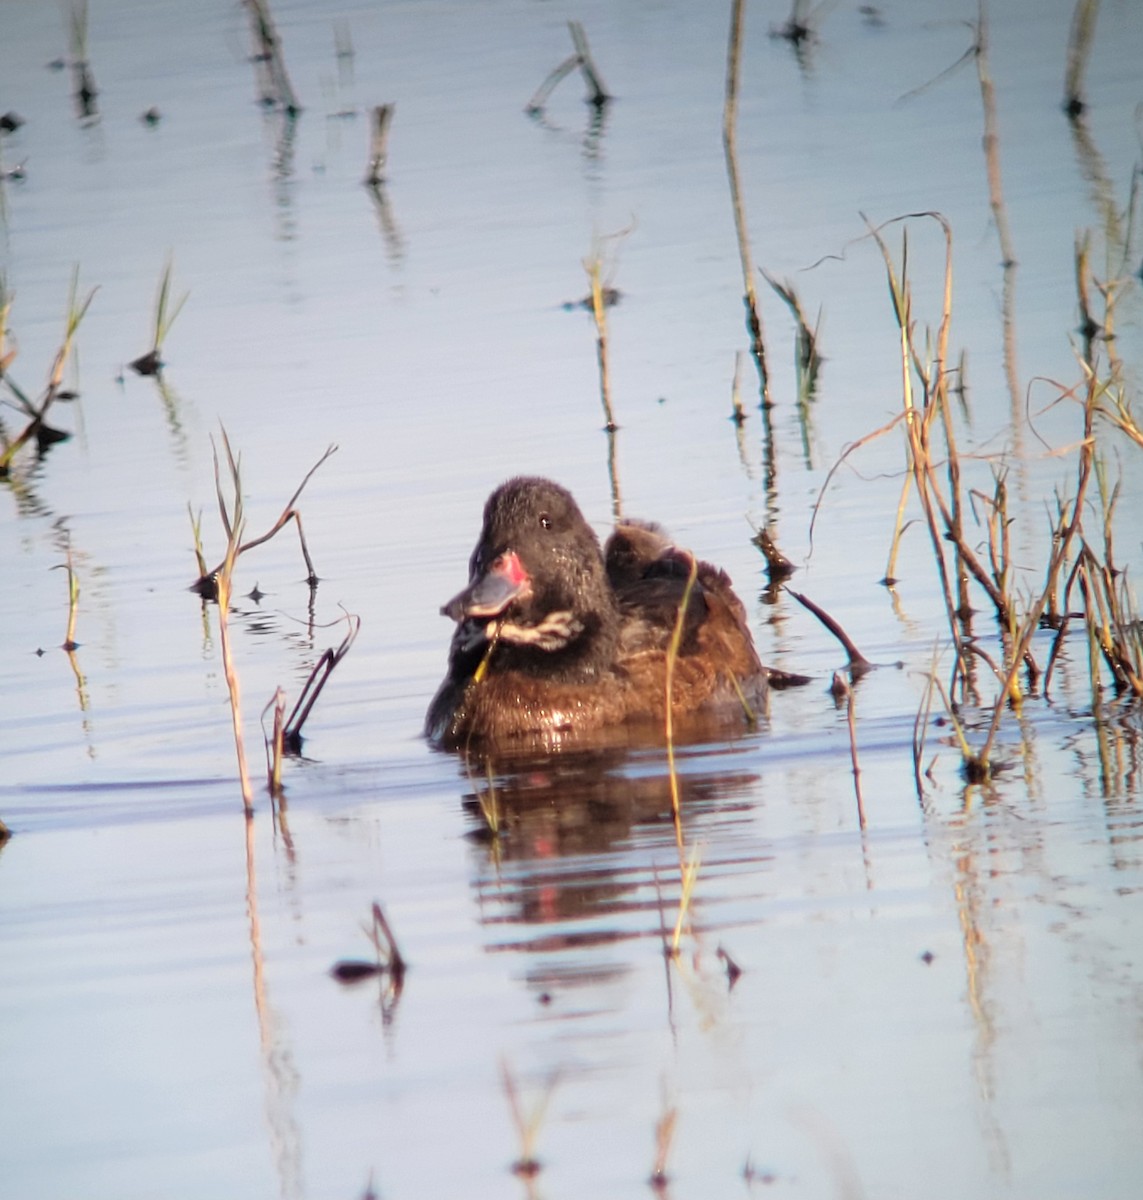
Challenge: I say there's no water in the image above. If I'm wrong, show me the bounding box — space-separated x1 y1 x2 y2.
2 1 1142 1196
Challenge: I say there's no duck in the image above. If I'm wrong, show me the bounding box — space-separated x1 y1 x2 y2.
425 476 770 749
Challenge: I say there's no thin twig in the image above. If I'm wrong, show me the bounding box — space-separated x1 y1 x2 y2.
786 587 872 675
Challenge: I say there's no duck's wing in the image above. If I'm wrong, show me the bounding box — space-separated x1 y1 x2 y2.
614 571 710 656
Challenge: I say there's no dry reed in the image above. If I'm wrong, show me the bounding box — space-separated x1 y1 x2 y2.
723 0 772 404
212 429 256 815
193 443 336 598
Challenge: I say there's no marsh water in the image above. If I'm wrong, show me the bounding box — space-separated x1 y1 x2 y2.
2 1 1143 1197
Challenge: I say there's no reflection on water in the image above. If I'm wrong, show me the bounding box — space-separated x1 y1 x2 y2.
458 742 761 947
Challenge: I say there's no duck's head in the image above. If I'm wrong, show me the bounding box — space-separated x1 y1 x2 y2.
441 477 617 662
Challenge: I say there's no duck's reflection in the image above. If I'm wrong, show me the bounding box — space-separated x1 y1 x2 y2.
454 739 764 951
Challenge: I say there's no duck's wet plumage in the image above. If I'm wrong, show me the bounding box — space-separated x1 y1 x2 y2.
425 477 768 749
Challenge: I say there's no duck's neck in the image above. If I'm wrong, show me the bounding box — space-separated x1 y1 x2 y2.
491 601 620 682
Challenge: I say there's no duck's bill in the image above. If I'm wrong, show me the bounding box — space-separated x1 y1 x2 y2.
441 551 531 621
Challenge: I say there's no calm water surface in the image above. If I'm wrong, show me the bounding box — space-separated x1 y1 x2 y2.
2 1 1142 1197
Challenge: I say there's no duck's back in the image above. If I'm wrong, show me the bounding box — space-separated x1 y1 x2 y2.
612 550 767 723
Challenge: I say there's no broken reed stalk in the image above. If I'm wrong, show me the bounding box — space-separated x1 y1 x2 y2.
763 270 822 468
131 257 188 377
194 443 336 596
664 551 699 849
213 430 256 816
526 21 610 113
525 53 578 114
47 269 96 395
0 269 96 473
1064 0 1100 116
281 610 361 750
263 686 287 799
752 525 795 582
786 587 872 676
364 103 394 186
723 0 772 405
61 543 80 650
762 269 823 408
188 504 208 579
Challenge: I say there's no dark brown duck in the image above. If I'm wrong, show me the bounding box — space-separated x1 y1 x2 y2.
425 476 768 748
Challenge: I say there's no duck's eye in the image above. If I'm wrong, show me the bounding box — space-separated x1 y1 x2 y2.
539 513 552 531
